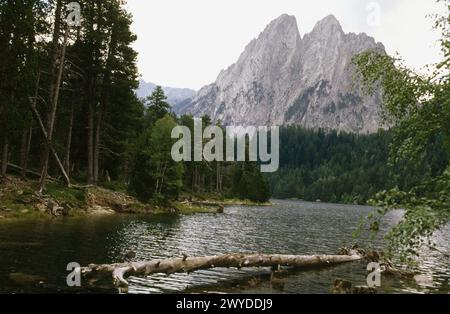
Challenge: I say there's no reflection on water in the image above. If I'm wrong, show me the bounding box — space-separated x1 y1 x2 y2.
0 200 448 294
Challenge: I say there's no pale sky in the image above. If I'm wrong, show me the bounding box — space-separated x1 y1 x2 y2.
126 0 446 90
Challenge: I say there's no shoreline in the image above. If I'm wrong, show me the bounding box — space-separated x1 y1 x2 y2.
0 175 270 222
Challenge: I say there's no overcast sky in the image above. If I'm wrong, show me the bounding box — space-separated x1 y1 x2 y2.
126 0 446 90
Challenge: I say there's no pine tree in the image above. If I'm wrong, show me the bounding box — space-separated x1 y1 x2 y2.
129 114 183 203
145 86 171 126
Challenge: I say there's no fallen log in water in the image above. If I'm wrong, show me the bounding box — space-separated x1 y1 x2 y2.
81 252 362 287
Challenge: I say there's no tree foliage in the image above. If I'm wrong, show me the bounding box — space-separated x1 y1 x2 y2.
352 1 450 262
0 0 142 185
129 114 183 203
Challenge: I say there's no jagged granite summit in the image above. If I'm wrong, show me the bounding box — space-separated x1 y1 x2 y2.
179 14 385 133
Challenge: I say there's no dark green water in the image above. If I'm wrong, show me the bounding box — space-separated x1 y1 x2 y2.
0 200 448 294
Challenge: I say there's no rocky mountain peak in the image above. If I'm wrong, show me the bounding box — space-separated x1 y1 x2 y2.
264 14 299 33
216 14 301 92
180 14 385 134
312 14 343 34
241 14 300 56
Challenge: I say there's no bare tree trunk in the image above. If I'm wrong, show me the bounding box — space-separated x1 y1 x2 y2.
193 165 198 192
191 166 195 191
48 0 63 103
87 99 95 185
105 170 111 182
1 90 16 177
29 93 71 188
216 162 221 193
85 58 95 186
94 22 117 185
155 163 161 194
123 139 129 183
5 162 56 181
1 137 8 177
155 178 159 195
81 252 362 288
219 163 223 192
86 0 106 186
39 25 69 192
93 109 102 185
64 102 74 176
195 167 200 192
38 0 62 189
123 139 130 184
25 127 32 174
158 162 167 194
19 129 28 178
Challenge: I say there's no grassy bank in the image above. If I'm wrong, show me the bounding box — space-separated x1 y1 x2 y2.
0 175 269 221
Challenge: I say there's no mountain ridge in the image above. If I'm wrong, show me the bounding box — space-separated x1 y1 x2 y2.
179 14 386 134
136 79 196 109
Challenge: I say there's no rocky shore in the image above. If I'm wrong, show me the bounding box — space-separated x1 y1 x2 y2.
0 175 267 221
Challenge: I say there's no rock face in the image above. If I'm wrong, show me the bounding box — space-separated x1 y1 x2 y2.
180 14 386 133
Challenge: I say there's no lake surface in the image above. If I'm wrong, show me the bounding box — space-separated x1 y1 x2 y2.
0 200 448 294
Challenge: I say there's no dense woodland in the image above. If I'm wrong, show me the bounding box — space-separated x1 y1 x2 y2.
0 0 270 203
268 126 449 204
128 87 271 203
268 128 391 203
0 0 141 189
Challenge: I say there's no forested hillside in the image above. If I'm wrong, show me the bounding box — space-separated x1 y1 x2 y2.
267 126 449 204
